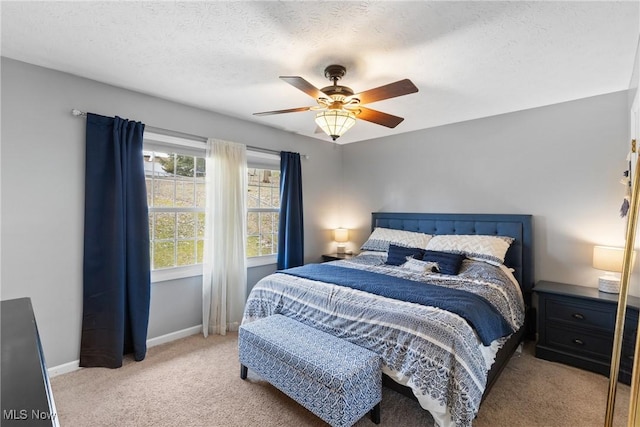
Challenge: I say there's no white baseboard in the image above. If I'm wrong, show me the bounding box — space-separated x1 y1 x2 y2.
47 324 203 378
48 360 81 377
146 324 202 347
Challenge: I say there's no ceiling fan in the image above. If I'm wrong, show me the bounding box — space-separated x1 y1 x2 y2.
254 65 419 141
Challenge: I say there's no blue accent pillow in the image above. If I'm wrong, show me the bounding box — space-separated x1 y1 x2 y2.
385 244 425 266
422 250 465 275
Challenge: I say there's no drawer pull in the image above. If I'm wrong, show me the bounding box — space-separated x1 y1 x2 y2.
572 313 585 320
572 339 585 346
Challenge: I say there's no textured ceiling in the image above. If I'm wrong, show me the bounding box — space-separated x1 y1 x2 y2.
2 1 639 144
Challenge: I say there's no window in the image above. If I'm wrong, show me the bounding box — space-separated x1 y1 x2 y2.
247 168 280 258
246 150 281 267
143 132 281 279
144 150 206 272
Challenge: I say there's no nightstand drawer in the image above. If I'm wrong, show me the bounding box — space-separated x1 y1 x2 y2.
621 312 638 373
534 280 640 386
545 325 612 362
546 297 615 331
624 311 638 342
622 343 636 368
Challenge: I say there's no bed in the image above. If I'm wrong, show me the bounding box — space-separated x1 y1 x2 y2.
242 212 533 427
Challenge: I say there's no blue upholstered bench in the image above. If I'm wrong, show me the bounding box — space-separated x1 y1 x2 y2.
239 314 382 427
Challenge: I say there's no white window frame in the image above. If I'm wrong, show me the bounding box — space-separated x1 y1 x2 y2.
144 132 207 283
144 132 281 280
246 151 281 268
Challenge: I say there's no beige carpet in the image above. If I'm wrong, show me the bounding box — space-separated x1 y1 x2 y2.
51 334 631 427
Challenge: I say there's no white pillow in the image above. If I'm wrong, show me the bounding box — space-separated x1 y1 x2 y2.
425 234 514 266
360 227 432 252
401 258 440 274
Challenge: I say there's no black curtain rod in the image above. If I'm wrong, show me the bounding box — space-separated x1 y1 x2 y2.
71 109 308 158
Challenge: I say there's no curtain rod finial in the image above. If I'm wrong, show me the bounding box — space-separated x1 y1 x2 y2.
71 109 86 117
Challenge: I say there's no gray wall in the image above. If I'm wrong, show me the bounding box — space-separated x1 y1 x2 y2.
341 91 634 294
0 58 342 367
2 56 637 368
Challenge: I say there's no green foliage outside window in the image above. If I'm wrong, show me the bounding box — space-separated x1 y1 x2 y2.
247 168 280 257
146 150 280 269
146 152 205 270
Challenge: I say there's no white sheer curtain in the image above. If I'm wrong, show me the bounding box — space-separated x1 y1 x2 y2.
202 139 247 337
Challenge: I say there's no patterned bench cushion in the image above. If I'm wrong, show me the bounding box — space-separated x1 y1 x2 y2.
239 314 382 427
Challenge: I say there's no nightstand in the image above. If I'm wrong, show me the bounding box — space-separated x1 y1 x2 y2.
321 253 355 262
534 280 639 384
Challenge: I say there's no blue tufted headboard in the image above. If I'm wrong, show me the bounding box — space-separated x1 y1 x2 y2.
371 212 534 295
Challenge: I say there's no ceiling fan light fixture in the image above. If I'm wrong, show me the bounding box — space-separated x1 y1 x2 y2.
314 110 356 141
255 65 418 140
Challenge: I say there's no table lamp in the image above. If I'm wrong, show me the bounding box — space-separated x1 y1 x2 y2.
334 228 349 254
593 245 625 293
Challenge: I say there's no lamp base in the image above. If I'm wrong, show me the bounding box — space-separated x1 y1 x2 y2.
337 244 346 254
598 276 621 294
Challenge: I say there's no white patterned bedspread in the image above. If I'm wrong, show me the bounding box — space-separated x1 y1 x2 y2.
242 253 525 427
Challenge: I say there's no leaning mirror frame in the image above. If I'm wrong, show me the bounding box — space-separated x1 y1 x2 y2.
606 140 640 426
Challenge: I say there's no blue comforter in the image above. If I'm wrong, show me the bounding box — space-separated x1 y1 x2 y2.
243 255 525 427
279 263 514 346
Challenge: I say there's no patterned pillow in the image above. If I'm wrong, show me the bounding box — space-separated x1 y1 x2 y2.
425 234 514 267
360 227 432 252
385 244 425 266
400 258 439 274
421 250 465 275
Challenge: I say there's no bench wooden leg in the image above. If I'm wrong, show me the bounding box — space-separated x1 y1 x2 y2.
240 364 248 380
370 402 380 424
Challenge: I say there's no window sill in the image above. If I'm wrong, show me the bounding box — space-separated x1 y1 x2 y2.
151 265 203 283
247 254 277 268
151 255 278 283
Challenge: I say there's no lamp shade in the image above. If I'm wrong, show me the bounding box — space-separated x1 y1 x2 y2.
315 110 356 141
593 246 624 272
334 228 349 243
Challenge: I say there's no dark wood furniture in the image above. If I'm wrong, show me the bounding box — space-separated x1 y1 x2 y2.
534 280 639 384
1 298 59 426
322 253 355 262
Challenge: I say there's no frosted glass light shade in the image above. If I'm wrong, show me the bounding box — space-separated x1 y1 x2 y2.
315 110 356 141
593 246 624 272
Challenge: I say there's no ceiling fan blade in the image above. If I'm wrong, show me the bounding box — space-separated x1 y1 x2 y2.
355 106 404 128
280 76 327 100
353 79 418 104
253 106 313 116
